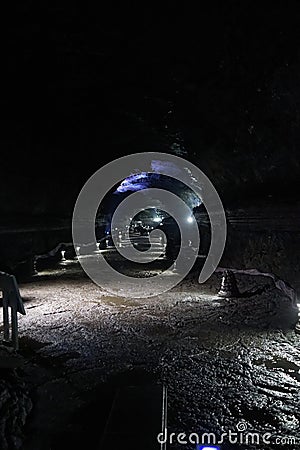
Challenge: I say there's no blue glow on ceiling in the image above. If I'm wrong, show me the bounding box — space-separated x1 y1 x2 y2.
116 172 150 193
115 160 202 208
151 159 181 177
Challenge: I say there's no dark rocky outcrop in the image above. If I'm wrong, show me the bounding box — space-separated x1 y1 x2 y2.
0 349 32 449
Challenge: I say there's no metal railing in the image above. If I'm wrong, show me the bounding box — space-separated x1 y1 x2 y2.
0 272 25 350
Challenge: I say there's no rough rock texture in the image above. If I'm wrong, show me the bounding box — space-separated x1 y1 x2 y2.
10 264 300 449
0 349 32 450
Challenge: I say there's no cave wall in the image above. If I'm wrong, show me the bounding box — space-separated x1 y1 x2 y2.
1 3 300 275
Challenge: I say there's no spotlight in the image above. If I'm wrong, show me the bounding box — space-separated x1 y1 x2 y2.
197 446 220 450
153 217 161 223
187 216 193 223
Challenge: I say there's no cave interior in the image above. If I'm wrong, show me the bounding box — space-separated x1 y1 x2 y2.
1 3 300 450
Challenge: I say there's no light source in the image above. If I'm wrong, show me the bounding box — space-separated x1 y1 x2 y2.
197 446 220 450
187 216 193 223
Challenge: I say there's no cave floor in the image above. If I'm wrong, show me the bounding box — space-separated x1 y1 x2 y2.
5 262 300 449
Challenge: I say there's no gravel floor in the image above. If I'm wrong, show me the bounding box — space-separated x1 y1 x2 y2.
4 261 300 450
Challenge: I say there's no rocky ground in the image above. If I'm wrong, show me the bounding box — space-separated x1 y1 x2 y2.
1 260 300 449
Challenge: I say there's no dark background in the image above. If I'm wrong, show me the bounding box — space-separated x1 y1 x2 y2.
2 2 300 219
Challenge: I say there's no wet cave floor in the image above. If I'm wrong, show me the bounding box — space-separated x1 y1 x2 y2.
2 260 300 450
